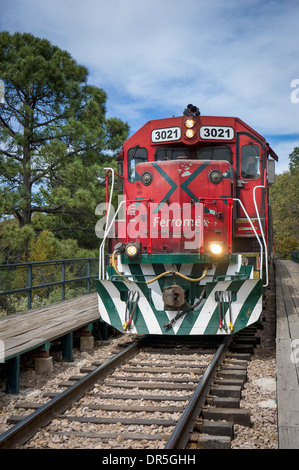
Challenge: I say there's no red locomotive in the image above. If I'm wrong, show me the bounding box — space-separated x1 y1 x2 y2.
96 105 277 335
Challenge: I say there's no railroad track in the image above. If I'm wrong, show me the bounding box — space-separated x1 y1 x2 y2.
0 332 256 449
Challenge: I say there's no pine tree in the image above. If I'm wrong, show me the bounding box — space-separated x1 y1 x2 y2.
0 32 129 243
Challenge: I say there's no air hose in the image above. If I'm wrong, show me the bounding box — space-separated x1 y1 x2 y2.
163 287 206 329
123 291 140 331
111 250 129 281
111 250 208 284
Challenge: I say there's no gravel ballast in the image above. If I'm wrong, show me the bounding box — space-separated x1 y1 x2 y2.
0 286 278 449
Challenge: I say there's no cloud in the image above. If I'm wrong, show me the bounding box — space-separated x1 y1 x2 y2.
1 0 299 168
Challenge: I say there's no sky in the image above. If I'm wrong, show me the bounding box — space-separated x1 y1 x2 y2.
1 0 299 173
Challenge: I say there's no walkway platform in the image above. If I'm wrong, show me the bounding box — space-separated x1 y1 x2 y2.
0 293 99 393
276 260 299 449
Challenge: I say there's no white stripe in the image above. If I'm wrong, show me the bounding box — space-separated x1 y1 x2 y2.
190 281 232 334
97 294 110 324
99 280 163 334
244 294 263 326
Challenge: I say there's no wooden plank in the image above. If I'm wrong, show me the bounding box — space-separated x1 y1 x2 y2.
110 375 200 383
122 366 205 374
14 402 47 410
0 294 97 332
81 403 185 413
190 434 231 449
209 385 241 398
276 338 299 391
278 426 299 449
1 293 100 359
276 260 299 449
94 392 192 401
128 361 209 369
104 380 195 390
201 407 251 426
5 309 98 348
51 430 170 441
206 396 240 408
277 391 299 449
195 420 233 437
64 415 177 426
0 294 97 326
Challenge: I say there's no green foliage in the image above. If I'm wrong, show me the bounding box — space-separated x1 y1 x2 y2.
0 32 129 315
275 236 299 260
270 155 299 258
0 227 98 315
0 285 89 317
289 147 299 174
0 219 35 263
0 221 98 265
0 31 129 244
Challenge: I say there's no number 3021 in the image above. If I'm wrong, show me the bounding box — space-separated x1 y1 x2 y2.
200 126 234 140
151 126 181 143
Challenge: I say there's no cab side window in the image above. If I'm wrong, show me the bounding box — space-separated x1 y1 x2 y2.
241 144 260 179
127 146 148 182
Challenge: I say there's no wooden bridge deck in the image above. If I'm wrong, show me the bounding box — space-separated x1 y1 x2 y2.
276 260 299 449
0 293 99 361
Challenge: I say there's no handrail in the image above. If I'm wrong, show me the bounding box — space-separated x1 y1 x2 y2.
253 185 268 287
99 200 126 279
99 194 268 286
0 258 98 311
233 197 265 283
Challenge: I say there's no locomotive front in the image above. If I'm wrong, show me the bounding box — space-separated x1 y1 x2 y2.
96 106 277 335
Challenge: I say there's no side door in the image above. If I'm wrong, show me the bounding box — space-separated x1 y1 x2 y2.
236 133 266 235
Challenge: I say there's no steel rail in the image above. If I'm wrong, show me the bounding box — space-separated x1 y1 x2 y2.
164 335 232 449
0 336 147 449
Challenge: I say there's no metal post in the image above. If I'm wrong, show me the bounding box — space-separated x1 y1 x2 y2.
61 332 73 362
27 264 32 310
61 261 65 301
87 259 91 294
6 356 20 394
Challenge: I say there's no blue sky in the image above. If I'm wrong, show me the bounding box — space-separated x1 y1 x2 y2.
1 0 299 173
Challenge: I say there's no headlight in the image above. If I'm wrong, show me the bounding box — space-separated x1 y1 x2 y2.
209 169 223 184
125 242 141 259
185 128 195 138
185 118 195 128
209 242 223 255
142 171 153 185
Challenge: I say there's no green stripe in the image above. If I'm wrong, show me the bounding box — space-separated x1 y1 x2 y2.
180 161 211 202
121 253 238 265
135 278 175 335
214 263 230 278
176 304 205 335
112 281 150 334
203 280 244 334
96 280 124 331
233 280 262 332
151 163 178 210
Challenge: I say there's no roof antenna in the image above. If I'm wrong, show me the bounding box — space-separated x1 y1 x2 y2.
183 104 200 116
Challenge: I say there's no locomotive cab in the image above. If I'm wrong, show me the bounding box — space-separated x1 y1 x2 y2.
97 107 277 335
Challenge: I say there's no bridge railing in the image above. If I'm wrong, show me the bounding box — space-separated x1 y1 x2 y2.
0 258 98 314
291 251 299 263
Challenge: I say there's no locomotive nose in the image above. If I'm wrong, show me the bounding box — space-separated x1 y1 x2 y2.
134 159 233 256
